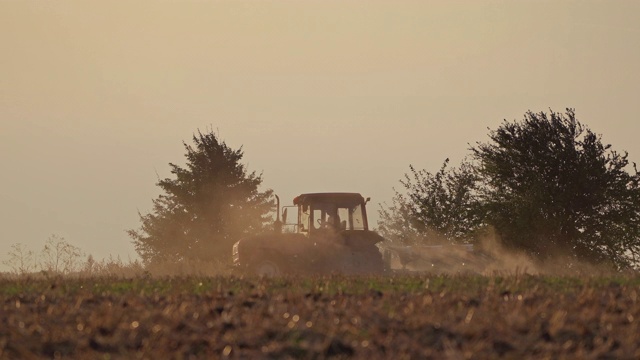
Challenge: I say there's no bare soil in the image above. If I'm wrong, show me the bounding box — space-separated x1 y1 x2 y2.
1 274 639 359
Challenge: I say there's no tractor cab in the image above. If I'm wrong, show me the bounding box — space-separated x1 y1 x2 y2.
282 193 370 236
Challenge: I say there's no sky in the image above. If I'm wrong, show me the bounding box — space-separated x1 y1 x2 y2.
1 1 639 268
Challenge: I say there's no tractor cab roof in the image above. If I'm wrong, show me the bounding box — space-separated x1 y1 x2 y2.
293 193 365 207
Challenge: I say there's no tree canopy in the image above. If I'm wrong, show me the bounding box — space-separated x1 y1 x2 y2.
129 130 273 265
473 109 640 268
378 159 482 245
380 109 640 269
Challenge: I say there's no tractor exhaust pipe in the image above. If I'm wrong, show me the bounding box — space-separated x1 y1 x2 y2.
274 194 282 233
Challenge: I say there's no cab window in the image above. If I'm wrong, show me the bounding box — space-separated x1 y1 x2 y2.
351 204 365 230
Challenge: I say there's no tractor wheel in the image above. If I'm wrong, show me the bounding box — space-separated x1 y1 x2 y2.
353 249 385 275
252 260 282 277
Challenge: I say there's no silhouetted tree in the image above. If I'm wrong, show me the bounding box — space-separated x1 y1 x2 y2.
472 109 640 268
128 130 273 265
378 159 483 245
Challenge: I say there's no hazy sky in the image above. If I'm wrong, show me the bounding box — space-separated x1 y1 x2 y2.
1 1 639 267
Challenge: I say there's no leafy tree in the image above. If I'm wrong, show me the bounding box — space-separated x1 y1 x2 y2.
472 109 640 268
378 159 483 245
129 130 273 265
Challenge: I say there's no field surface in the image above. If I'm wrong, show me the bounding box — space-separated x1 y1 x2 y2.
1 274 639 359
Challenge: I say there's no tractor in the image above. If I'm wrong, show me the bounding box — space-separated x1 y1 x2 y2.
232 192 385 276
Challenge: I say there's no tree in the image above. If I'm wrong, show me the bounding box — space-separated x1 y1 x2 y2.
472 109 640 268
128 130 273 265
378 158 483 245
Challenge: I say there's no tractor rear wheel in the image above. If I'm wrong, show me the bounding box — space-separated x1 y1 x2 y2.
252 260 282 277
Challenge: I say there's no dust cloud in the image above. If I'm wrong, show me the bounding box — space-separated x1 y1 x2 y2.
379 226 619 277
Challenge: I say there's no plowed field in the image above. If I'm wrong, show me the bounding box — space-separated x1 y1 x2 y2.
1 275 639 359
